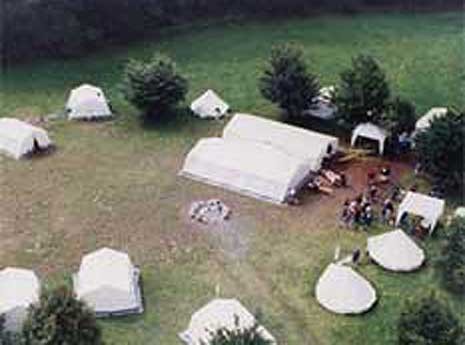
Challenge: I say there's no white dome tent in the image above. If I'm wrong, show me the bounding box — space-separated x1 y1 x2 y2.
66 84 112 120
454 206 465 219
415 107 447 133
395 192 445 234
73 248 143 317
179 299 276 345
367 229 425 272
351 122 389 155
0 118 52 159
190 89 229 119
0 268 40 332
315 263 377 315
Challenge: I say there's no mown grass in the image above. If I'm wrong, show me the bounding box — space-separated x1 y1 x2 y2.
1 12 464 345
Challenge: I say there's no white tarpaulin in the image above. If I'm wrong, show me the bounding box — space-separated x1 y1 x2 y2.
315 263 377 315
0 118 52 159
415 107 447 132
190 90 229 119
395 192 445 233
223 113 339 171
73 248 143 316
0 268 40 332
367 229 425 272
66 84 112 120
180 137 309 204
179 299 276 345
351 122 388 155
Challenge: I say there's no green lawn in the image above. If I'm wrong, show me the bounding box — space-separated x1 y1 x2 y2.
1 12 464 345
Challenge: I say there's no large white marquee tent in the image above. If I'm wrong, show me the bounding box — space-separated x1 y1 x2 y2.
190 90 229 119
367 229 425 272
415 107 447 133
0 118 52 159
73 248 143 316
179 299 276 345
351 122 388 155
315 263 377 315
0 268 40 332
66 84 112 120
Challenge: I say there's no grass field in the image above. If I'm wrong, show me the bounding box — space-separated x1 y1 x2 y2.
1 12 464 345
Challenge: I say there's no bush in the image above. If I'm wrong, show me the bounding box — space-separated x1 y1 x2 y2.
0 317 23 345
398 293 464 345
382 96 417 134
122 53 188 120
259 43 319 119
22 287 103 345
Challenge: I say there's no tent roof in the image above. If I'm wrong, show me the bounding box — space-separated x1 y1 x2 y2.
416 107 447 131
396 192 445 230
0 118 47 143
0 268 39 314
368 229 425 272
66 83 111 119
352 122 388 142
190 90 229 118
454 207 465 218
315 264 377 314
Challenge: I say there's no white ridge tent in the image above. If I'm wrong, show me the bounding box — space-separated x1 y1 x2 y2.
315 263 377 315
395 192 445 234
0 268 40 332
179 299 276 345
351 122 388 155
0 118 52 159
367 229 425 272
66 84 112 120
415 107 447 133
73 248 143 316
190 90 229 119
180 137 309 204
223 113 339 171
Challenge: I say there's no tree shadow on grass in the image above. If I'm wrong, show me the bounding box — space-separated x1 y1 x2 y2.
139 107 206 135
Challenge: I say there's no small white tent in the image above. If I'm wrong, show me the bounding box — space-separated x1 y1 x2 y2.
73 248 143 316
0 268 40 332
66 84 112 120
180 137 310 204
223 113 339 171
179 299 276 345
315 263 377 315
351 122 388 155
304 86 337 120
190 90 229 119
415 107 447 133
395 192 445 234
367 229 425 272
454 207 465 219
0 118 52 159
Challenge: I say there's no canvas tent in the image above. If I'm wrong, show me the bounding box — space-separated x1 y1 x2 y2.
367 229 425 272
315 263 377 315
73 248 143 316
351 122 388 155
395 192 445 233
0 268 40 332
180 137 310 204
179 299 276 345
415 107 447 133
190 90 229 119
0 118 52 159
66 84 112 120
223 113 339 171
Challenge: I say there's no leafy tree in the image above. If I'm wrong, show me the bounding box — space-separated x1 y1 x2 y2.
0 316 23 345
122 53 188 119
382 96 417 134
22 286 103 345
414 109 464 193
438 218 465 294
335 54 390 127
398 293 464 345
259 43 320 119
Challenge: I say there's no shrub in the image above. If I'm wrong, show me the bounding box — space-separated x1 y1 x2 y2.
259 43 319 120
0 316 23 345
398 293 463 345
122 53 188 119
382 96 417 134
22 286 103 345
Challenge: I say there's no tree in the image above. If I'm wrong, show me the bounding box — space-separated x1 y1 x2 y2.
0 316 23 345
382 97 417 134
438 218 465 294
259 43 320 119
414 109 464 193
335 54 390 127
398 293 464 345
122 53 188 119
22 286 103 345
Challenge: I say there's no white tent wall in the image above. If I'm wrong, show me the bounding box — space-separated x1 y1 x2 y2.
351 122 388 155
415 107 447 132
77 286 138 313
190 90 229 119
67 84 112 120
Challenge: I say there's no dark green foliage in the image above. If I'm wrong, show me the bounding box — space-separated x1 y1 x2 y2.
398 293 463 345
0 317 23 345
335 54 390 127
22 287 103 345
259 43 319 119
414 109 464 192
383 97 417 134
438 218 465 294
122 54 188 119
